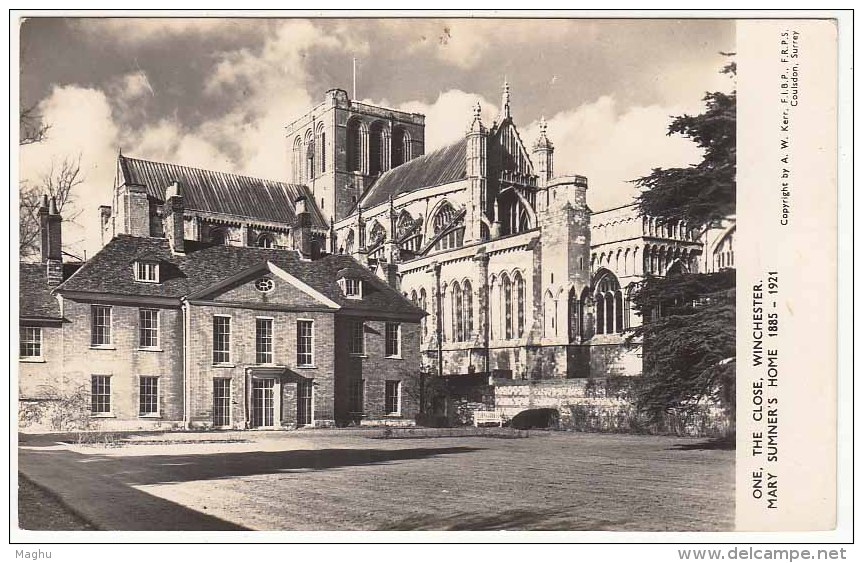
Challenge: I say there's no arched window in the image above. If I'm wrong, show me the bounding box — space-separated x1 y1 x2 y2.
304 130 315 181
315 124 326 175
462 281 473 341
347 119 362 172
514 272 525 337
568 288 578 342
256 233 275 248
344 230 355 254
292 136 304 183
594 270 623 334
452 281 463 342
368 221 386 249
419 288 427 339
432 202 462 251
502 274 512 339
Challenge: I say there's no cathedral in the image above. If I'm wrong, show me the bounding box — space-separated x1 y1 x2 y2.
90 82 731 416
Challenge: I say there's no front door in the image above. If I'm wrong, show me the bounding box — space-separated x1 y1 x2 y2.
251 378 275 428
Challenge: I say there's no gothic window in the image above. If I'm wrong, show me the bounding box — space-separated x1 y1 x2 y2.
305 130 315 181
594 270 623 334
452 281 463 342
419 288 428 339
347 119 362 172
463 281 473 340
568 287 579 342
344 230 355 254
368 221 386 249
315 124 326 175
432 202 463 251
514 272 525 337
502 273 513 339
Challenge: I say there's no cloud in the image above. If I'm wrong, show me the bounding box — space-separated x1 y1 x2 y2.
20 85 120 258
73 18 250 46
397 89 499 151
522 96 705 212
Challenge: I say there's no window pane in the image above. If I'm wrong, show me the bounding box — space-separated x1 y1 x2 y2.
350 321 364 355
256 318 273 364
20 326 41 358
213 316 231 363
297 320 313 366
385 323 400 357
139 309 159 348
91 375 111 413
91 306 112 346
385 381 400 415
139 376 158 415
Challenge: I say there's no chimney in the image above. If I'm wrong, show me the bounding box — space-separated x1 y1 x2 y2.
44 196 63 286
163 181 185 254
38 195 50 263
294 195 314 259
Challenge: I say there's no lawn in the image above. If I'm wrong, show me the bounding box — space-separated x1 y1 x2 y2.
19 430 734 531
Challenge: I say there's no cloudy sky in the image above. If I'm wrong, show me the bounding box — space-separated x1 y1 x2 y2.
19 17 734 257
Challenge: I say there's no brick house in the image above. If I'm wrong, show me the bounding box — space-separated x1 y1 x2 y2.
19 191 423 430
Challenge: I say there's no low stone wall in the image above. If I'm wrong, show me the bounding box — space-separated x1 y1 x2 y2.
493 378 733 437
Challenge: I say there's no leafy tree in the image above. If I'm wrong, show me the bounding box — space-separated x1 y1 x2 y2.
635 58 736 229
629 59 736 420
628 271 736 418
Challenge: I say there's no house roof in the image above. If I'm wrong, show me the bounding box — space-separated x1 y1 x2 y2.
358 138 467 209
118 155 327 229
57 235 423 318
19 262 81 320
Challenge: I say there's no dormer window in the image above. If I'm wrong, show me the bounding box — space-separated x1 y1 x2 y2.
343 278 362 299
134 261 160 283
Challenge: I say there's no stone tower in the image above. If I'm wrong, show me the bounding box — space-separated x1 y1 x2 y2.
465 101 489 243
286 89 426 223
532 117 554 188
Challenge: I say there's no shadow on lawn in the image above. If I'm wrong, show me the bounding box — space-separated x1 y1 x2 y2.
23 445 483 487
380 509 632 531
668 436 736 451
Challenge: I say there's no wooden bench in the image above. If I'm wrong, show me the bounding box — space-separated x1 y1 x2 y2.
473 410 503 427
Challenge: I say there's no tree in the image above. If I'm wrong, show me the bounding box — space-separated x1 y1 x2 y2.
628 271 736 418
19 155 84 260
634 58 736 229
19 105 50 146
629 59 736 420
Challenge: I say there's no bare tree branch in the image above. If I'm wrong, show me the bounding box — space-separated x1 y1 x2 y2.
19 155 85 259
19 105 50 146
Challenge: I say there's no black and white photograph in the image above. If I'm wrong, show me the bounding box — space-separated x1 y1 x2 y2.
11 11 848 548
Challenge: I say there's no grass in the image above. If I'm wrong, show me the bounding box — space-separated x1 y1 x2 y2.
123 431 734 531
17 473 96 531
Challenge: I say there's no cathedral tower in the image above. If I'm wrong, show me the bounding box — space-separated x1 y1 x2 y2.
286 89 426 223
